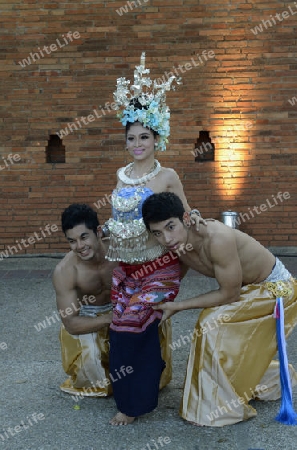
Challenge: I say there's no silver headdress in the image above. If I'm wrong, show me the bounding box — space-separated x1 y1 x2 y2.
113 53 181 151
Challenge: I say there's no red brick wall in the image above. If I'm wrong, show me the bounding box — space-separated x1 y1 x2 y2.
1 0 296 255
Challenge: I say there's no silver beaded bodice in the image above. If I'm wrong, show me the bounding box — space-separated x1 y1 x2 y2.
106 186 166 263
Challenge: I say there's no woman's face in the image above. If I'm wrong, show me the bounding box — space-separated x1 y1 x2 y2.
126 122 157 161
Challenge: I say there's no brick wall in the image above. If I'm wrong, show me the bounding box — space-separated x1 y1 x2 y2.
0 0 296 255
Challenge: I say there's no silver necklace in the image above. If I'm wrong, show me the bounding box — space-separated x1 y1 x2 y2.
118 159 161 186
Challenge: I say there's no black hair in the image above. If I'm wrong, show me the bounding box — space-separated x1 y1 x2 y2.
61 203 99 235
125 98 159 138
142 192 185 230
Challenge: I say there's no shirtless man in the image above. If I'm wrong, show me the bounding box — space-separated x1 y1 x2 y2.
52 203 117 397
142 192 297 426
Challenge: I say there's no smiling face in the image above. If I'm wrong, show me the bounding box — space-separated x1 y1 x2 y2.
126 122 157 160
65 224 100 261
149 217 188 252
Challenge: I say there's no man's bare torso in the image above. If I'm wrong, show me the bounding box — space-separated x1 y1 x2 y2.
179 220 275 285
56 240 117 306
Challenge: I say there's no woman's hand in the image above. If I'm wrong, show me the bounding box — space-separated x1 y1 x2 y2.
190 210 207 231
152 302 180 323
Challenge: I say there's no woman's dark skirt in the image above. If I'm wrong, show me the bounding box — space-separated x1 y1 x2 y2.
109 320 165 417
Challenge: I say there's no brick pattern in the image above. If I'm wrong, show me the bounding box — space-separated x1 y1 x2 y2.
0 0 296 254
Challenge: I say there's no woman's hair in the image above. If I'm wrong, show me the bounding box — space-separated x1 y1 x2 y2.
142 192 185 230
61 203 99 235
125 98 159 138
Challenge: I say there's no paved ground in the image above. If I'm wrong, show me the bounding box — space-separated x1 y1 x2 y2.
0 255 297 450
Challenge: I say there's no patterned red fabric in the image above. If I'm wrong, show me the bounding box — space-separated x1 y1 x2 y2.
110 252 181 333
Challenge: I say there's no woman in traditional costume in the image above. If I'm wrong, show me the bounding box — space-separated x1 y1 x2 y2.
104 53 200 425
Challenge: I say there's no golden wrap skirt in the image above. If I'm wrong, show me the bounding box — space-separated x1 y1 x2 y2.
59 317 172 396
181 277 297 426
59 318 111 397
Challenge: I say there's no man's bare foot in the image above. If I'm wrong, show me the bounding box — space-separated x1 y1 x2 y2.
109 412 135 426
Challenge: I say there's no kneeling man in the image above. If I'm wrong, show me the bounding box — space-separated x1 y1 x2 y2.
53 203 117 397
53 203 173 398
142 192 297 426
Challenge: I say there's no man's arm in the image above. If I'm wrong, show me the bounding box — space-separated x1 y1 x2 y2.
155 230 242 320
52 265 112 335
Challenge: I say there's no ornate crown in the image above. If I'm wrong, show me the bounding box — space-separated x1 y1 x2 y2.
113 53 181 151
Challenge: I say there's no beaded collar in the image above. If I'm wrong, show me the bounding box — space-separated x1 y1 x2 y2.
118 159 161 186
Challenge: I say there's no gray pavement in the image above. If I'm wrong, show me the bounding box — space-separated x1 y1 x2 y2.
1 256 297 450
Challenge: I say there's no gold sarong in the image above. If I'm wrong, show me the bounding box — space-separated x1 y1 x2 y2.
181 278 297 426
59 318 172 396
59 321 111 397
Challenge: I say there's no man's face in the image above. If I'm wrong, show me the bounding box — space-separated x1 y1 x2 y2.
65 224 100 261
149 217 188 252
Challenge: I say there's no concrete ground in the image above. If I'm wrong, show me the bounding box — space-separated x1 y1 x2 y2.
0 255 297 450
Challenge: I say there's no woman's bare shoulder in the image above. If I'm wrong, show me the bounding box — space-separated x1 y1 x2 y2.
160 166 180 182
